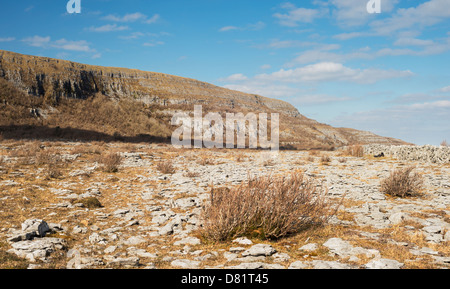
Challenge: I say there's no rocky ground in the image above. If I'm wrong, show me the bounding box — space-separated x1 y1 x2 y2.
0 140 449 269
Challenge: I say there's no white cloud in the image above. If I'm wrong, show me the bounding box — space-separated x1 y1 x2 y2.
0 37 15 42
440 86 450 93
330 0 398 27
255 62 413 84
333 32 366 40
219 21 265 32
22 36 93 53
274 3 322 26
219 73 248 82
87 24 129 32
394 38 434 46
370 0 450 35
103 12 160 24
52 39 91 52
145 14 160 24
219 26 239 32
410 100 450 110
143 41 165 47
22 36 51 47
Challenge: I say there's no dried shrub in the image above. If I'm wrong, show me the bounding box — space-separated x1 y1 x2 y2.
99 152 122 173
184 171 200 178
201 171 336 241
46 165 63 179
346 145 364 157
338 157 347 163
441 140 449 147
156 160 176 174
380 166 424 198
35 148 59 166
320 155 331 165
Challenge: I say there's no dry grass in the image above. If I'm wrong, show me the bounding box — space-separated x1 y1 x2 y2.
98 152 122 173
441 140 449 147
380 166 424 198
156 160 176 174
320 155 331 165
200 171 337 242
345 145 364 157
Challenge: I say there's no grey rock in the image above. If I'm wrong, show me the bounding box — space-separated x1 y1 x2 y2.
323 238 379 259
299 243 318 252
311 260 354 269
365 258 404 269
170 259 200 269
242 244 276 257
288 261 308 269
174 236 201 246
232 237 253 245
107 257 140 268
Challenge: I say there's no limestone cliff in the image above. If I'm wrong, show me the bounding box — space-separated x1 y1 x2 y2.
0 50 409 148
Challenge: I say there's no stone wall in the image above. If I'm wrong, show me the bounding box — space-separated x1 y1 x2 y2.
363 144 450 164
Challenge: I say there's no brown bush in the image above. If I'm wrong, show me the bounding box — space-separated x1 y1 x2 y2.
156 160 176 174
441 140 449 147
380 166 424 198
345 145 364 157
200 171 336 241
320 155 331 165
99 152 122 173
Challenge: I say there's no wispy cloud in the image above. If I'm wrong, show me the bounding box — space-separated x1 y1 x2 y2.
102 12 160 24
22 36 93 52
87 24 129 32
273 2 323 27
219 21 265 32
0 37 15 42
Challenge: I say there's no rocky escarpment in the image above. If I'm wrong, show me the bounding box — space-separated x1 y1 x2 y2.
0 50 300 117
0 50 409 148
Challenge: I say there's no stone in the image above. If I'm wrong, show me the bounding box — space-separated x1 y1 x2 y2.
123 236 146 246
242 244 276 257
365 258 404 269
288 261 308 269
174 237 201 246
170 259 200 269
107 257 140 268
89 233 107 245
311 260 354 269
323 238 379 259
299 243 318 252
9 238 67 262
389 212 409 225
232 237 253 245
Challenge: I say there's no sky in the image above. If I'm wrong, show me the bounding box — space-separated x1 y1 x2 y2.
0 0 449 145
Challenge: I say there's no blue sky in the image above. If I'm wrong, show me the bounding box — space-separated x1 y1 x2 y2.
1 0 449 145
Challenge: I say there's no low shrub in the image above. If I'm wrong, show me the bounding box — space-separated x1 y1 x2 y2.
200 171 336 241
380 166 424 198
346 145 364 157
99 152 122 173
156 160 176 174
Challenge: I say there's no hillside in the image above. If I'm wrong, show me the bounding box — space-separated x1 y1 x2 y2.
0 50 409 148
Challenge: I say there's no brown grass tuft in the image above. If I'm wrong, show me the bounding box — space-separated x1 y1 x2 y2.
320 155 331 165
156 160 176 174
441 140 449 147
380 166 424 198
200 171 337 242
345 145 364 157
99 152 123 173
